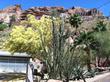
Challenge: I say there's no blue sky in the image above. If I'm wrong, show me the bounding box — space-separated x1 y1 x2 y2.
0 0 110 16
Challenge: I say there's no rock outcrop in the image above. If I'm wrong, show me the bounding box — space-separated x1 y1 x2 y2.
67 7 103 16
0 5 103 23
20 6 103 20
0 4 22 24
20 6 65 20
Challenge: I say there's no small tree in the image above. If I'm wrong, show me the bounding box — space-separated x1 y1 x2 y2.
3 14 52 56
92 20 108 67
93 31 110 67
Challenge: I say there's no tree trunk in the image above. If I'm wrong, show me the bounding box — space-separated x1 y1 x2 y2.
81 74 86 82
87 58 91 72
98 57 101 67
85 48 91 72
103 57 109 67
64 76 69 82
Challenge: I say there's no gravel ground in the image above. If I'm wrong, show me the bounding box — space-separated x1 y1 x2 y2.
40 72 110 82
72 72 110 82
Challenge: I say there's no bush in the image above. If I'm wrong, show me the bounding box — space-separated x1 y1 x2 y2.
0 23 8 31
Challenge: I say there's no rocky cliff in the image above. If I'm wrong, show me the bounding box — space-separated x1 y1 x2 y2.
0 4 22 24
0 5 103 23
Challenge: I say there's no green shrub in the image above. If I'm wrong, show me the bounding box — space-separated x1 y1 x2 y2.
0 23 8 31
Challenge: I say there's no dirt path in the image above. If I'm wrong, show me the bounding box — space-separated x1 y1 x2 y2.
73 72 110 82
41 72 110 82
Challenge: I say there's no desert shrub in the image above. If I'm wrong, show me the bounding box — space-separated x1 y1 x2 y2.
0 23 8 31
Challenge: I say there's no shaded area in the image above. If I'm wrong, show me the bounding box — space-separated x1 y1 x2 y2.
0 73 26 81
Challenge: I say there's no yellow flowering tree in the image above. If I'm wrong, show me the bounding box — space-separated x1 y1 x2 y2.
3 15 52 56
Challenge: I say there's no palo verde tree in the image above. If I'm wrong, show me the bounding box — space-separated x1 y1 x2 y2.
92 20 110 67
3 14 52 57
93 32 110 67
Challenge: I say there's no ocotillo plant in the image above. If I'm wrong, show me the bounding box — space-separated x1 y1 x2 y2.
40 10 86 82
41 17 86 82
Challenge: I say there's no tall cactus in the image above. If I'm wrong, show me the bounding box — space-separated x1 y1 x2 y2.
40 10 86 82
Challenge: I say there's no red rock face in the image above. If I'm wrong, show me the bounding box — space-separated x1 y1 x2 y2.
0 5 103 22
0 4 22 23
67 7 103 16
20 6 65 20
0 4 22 16
20 6 103 20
